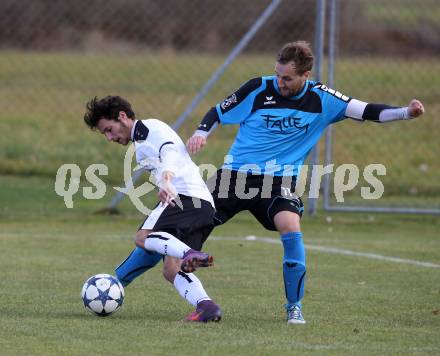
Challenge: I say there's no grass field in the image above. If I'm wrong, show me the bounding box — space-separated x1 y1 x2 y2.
1 174 440 355
0 48 439 354
0 51 439 206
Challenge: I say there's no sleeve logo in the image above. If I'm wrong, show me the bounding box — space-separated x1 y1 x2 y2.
315 84 349 102
220 93 237 110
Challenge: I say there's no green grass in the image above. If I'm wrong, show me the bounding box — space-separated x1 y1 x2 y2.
365 0 440 26
0 51 439 208
1 174 440 355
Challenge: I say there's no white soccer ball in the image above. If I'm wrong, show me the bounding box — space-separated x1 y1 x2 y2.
81 274 125 317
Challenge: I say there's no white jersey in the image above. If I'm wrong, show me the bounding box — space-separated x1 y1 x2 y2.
131 119 214 207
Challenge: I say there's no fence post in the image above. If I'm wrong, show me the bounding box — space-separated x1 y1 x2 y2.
307 0 326 215
323 0 338 210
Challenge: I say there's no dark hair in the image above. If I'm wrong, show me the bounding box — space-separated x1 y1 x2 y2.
276 41 314 74
83 96 136 129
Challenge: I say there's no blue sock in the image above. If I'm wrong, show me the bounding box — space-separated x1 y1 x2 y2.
115 247 162 287
281 232 306 309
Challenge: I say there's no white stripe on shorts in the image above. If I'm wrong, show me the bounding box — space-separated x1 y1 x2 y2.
141 203 167 230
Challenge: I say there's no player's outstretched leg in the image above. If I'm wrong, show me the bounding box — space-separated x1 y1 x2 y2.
115 247 162 287
142 231 192 257
140 230 214 273
281 232 306 324
180 249 214 273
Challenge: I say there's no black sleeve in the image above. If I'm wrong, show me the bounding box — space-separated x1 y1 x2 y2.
218 77 262 114
363 103 398 122
196 77 263 132
197 107 220 132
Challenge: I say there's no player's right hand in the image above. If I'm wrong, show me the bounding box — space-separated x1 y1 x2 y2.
407 99 425 118
186 134 207 155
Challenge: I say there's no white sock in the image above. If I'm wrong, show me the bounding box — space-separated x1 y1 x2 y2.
173 271 210 306
144 231 191 258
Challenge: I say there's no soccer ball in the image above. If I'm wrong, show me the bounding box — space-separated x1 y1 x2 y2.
81 274 125 316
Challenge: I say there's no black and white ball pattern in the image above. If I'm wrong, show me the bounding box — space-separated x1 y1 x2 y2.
81 274 124 316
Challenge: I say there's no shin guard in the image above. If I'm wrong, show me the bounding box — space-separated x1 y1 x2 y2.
281 232 306 306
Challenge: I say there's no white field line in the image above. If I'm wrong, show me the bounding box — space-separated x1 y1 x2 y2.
2 232 439 269
210 236 440 269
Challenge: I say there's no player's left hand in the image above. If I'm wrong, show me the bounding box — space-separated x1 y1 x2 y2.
407 99 425 118
159 171 177 206
159 180 177 206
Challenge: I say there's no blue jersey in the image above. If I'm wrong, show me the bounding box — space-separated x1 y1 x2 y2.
215 76 350 176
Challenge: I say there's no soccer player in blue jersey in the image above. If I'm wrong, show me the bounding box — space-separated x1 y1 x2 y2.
186 40 425 324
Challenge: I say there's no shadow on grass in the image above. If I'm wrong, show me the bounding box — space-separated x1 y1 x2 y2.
43 308 192 323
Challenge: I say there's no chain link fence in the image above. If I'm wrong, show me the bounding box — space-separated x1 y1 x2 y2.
0 0 438 213
325 0 440 213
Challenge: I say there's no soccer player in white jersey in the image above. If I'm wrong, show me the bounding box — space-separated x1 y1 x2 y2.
83 96 221 322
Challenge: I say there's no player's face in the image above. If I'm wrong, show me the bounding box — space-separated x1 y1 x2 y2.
275 61 310 98
96 114 133 146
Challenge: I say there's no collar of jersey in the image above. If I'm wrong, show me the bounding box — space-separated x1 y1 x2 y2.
273 78 309 100
130 119 138 141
